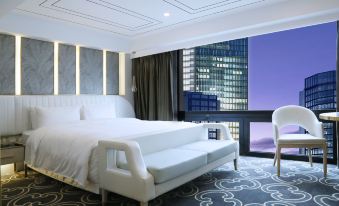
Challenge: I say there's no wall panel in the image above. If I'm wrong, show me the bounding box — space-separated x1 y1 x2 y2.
106 51 119 95
80 47 103 94
59 44 76 94
21 37 53 95
0 34 15 95
0 33 120 96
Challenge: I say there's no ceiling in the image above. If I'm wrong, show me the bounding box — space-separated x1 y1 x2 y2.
15 0 281 37
0 0 338 58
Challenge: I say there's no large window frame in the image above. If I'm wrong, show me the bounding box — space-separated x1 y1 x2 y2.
178 22 339 165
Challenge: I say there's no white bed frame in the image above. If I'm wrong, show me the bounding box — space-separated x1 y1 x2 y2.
0 95 135 193
0 95 238 206
0 95 135 137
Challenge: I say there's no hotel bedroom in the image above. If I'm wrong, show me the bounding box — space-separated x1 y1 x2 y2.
0 0 339 205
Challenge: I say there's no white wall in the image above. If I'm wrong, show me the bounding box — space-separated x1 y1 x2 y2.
0 0 24 18
130 0 339 58
1 0 338 58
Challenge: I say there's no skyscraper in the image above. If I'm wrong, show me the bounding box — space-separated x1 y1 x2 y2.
299 70 336 157
183 39 249 139
304 70 336 110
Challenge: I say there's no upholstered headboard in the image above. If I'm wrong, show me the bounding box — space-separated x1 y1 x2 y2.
0 95 135 136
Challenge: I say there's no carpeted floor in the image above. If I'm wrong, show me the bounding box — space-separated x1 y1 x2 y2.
1 156 339 206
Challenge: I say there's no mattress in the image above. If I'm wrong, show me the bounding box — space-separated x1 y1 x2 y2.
25 118 199 189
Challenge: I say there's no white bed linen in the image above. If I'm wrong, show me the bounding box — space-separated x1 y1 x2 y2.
25 118 198 186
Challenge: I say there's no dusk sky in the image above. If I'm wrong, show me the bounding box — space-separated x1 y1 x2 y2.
248 21 337 153
248 21 337 110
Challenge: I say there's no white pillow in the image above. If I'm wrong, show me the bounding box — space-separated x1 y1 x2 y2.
31 106 81 130
81 104 116 120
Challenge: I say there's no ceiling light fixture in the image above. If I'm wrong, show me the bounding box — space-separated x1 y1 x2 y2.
163 12 170 17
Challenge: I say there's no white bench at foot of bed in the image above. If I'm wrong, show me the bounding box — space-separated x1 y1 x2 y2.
98 123 239 206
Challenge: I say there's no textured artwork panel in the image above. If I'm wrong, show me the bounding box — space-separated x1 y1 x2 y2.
80 47 103 94
0 34 15 94
21 38 53 95
106 51 119 95
0 34 118 96
59 44 76 94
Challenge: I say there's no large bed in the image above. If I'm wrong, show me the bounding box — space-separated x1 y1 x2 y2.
25 117 200 193
0 95 238 205
0 95 201 193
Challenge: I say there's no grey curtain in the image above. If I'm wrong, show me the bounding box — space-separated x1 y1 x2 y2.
336 21 339 112
132 51 178 120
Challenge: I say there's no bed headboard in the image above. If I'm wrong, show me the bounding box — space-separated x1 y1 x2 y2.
0 95 135 136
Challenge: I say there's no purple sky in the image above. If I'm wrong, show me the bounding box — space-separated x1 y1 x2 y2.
250 123 300 154
248 21 337 110
248 22 337 153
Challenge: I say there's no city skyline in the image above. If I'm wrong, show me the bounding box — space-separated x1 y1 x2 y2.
248 21 336 110
249 21 337 154
182 39 249 140
183 39 248 110
181 21 337 154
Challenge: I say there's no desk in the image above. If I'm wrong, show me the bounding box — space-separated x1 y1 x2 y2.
319 112 339 167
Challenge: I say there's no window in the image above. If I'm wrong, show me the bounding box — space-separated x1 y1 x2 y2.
249 22 336 158
181 21 337 160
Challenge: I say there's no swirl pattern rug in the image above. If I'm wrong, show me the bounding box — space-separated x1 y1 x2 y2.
1 156 339 206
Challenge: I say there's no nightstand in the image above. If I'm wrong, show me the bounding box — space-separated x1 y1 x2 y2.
0 143 25 172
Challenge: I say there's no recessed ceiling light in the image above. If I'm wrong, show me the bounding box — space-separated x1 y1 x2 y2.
163 12 170 17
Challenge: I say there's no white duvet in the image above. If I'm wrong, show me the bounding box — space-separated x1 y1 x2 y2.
25 118 198 186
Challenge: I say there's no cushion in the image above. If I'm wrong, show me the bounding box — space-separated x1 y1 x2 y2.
81 104 116 120
179 140 238 163
118 149 207 184
278 134 326 144
31 106 81 130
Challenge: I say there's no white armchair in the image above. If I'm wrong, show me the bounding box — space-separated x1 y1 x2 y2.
272 105 327 177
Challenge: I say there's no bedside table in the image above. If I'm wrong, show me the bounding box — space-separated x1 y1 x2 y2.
0 143 25 172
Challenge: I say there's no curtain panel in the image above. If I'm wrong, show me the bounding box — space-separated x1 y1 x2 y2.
132 51 178 121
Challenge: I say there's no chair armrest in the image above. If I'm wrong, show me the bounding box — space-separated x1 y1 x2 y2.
203 123 233 140
98 140 156 202
272 122 279 145
313 121 324 139
98 139 149 180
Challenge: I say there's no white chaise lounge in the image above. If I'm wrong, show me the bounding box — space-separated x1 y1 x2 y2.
98 123 239 206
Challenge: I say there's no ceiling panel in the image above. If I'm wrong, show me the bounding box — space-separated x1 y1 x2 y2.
164 0 257 14
40 0 161 30
16 0 277 37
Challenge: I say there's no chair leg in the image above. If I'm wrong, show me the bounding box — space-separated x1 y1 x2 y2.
277 145 281 177
140 202 148 206
101 189 108 206
273 148 277 166
308 147 313 167
24 164 28 177
323 143 327 177
233 159 238 170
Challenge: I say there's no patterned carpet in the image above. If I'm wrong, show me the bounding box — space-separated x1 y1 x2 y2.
1 156 339 206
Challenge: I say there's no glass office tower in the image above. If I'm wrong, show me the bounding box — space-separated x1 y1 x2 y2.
300 70 336 157
183 39 248 140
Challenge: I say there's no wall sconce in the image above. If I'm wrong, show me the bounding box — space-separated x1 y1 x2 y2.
131 75 137 93
76 45 80 95
54 42 59 95
103 50 107 95
119 52 126 95
15 36 21 95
